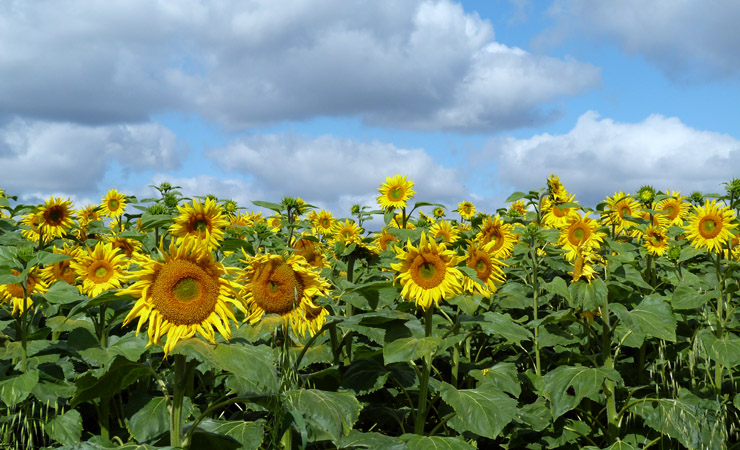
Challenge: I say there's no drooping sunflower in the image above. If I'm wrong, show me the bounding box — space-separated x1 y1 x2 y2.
40 243 82 285
463 241 506 297
0 268 48 315
475 215 516 259
684 199 737 253
107 235 144 259
100 189 127 218
239 253 330 337
541 193 580 229
292 236 329 269
19 213 41 243
508 200 528 218
311 210 335 236
169 198 230 250
558 213 606 261
391 232 464 310
643 226 670 256
70 242 128 297
377 174 416 210
546 174 568 201
601 192 641 235
38 196 75 242
456 201 476 221
571 250 597 283
428 219 460 243
120 238 244 356
655 191 690 227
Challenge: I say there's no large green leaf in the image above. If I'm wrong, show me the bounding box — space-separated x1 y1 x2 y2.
0 369 39 405
439 382 517 439
543 276 573 306
399 434 476 450
197 419 265 450
383 336 442 365
47 409 83 445
339 430 408 450
341 357 390 395
610 295 677 342
285 389 361 442
216 343 279 394
671 280 715 309
71 356 151 407
571 279 607 311
471 362 521 397
44 281 88 304
127 396 169 443
479 312 533 344
629 390 724 450
544 365 622 419
697 330 740 368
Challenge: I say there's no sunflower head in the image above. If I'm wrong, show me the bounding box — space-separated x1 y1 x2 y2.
429 220 459 243
433 207 445 219
377 175 416 210
0 268 48 315
684 199 737 253
464 241 506 296
38 196 75 242
169 198 230 250
643 226 670 256
456 201 476 221
70 242 128 298
100 189 127 218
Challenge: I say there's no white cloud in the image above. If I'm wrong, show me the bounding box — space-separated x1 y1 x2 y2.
537 1 740 81
479 111 740 205
204 132 466 217
0 0 599 131
0 118 181 195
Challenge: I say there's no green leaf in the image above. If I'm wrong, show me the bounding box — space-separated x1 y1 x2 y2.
698 330 740 368
480 312 532 344
30 251 72 267
47 409 83 445
108 331 149 362
400 434 476 450
285 389 361 442
440 382 517 439
544 365 622 419
611 295 676 342
71 356 151 407
197 419 265 450
671 281 714 310
216 343 279 394
0 369 39 405
543 277 573 305
127 396 169 442
505 191 529 203
251 200 284 213
471 362 521 397
571 279 607 311
629 390 724 450
139 213 174 230
383 336 442 365
341 357 390 395
339 430 408 450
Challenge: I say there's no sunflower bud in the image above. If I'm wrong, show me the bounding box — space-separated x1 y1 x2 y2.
689 191 704 205
637 185 656 205
667 244 682 262
724 178 740 199
17 245 35 262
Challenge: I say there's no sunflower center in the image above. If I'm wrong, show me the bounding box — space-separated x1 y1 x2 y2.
191 216 210 234
553 205 567 218
90 261 113 282
389 187 404 201
699 216 720 238
321 219 330 228
619 206 630 218
108 199 119 211
251 260 305 315
45 206 65 225
468 251 492 281
409 253 446 289
151 259 219 325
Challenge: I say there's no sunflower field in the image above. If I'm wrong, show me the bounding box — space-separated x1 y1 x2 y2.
0 175 739 450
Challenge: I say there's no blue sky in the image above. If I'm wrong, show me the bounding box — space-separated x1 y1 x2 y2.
2 0 739 222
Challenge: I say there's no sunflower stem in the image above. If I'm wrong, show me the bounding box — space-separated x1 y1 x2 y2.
414 307 434 434
713 252 725 395
170 354 186 448
529 244 541 377
600 299 618 444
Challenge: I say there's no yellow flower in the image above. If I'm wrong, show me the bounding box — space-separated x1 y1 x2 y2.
571 250 599 283
558 213 605 261
239 253 330 337
267 215 283 232
107 235 144 260
38 196 75 242
541 193 580 229
311 210 335 236
377 174 415 210
77 204 102 228
0 268 48 315
433 207 446 219
169 198 230 250
463 241 506 297
601 192 640 235
372 227 398 252
456 201 476 221
332 219 364 245
643 226 670 256
684 199 737 253
546 174 568 201
20 213 41 243
292 236 329 269
508 200 527 217
100 189 127 218
40 243 82 285
120 238 244 356
428 219 460 243
391 232 464 310
71 242 128 298
476 216 516 259
655 191 690 227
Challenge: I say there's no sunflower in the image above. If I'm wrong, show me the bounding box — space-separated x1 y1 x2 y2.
684 199 737 253
120 238 244 356
107 235 144 259
541 193 580 229
571 250 597 283
601 192 641 235
0 268 48 315
40 243 81 285
655 191 690 227
71 242 128 297
311 210 335 236
391 232 464 310
463 241 506 297
428 220 460 243
456 201 476 221
332 219 364 245
372 227 398 252
377 174 415 210
267 215 283 232
546 174 568 201
19 213 41 243
558 213 605 261
38 196 75 242
433 207 446 219
100 189 127 218
476 216 516 259
636 185 656 206
169 198 230 250
508 200 528 218
239 253 330 337
724 235 740 261
292 236 329 269
77 204 101 228
643 226 670 256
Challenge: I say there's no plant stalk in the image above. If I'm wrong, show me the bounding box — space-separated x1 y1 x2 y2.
414 307 434 434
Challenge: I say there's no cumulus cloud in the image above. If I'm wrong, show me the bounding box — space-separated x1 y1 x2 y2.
0 117 181 196
0 0 598 131
478 111 740 205
204 132 466 215
537 1 740 81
